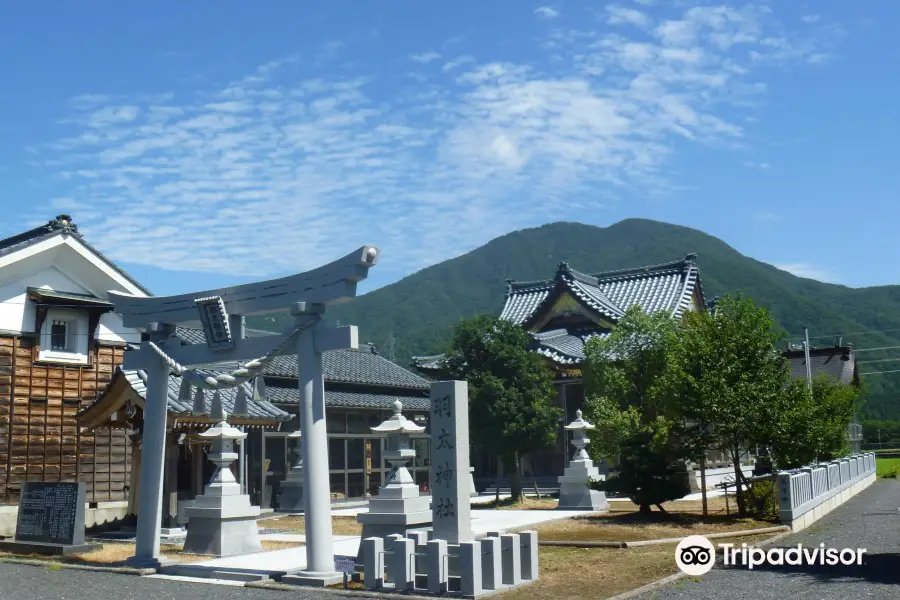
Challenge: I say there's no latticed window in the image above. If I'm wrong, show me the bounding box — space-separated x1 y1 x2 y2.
50 320 68 351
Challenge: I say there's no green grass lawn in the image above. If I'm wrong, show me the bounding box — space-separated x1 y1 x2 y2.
876 457 900 477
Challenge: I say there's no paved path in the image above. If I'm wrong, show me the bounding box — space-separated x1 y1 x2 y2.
636 479 900 600
0 562 364 600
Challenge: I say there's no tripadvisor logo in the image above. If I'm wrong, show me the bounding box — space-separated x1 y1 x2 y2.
675 535 715 576
675 535 867 576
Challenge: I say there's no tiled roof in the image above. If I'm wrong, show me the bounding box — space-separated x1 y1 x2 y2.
414 254 703 373
0 215 151 295
265 383 430 411
121 368 290 421
500 255 701 327
530 328 609 365
783 346 857 386
173 327 430 391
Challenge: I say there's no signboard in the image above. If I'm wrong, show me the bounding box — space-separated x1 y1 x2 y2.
14 482 87 546
335 556 356 574
429 380 472 544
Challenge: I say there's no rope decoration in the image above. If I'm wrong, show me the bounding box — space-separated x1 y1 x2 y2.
146 316 321 391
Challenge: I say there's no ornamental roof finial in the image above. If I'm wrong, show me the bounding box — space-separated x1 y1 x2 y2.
47 214 80 236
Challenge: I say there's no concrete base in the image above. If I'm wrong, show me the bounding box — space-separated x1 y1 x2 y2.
354 520 431 575
557 487 608 511
785 472 876 532
126 555 181 569
0 540 102 556
281 571 345 587
277 481 304 514
182 514 263 556
160 527 186 536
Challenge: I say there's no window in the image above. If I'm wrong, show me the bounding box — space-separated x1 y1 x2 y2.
38 308 89 365
50 320 69 351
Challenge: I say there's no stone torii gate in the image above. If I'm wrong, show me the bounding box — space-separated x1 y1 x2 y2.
110 246 379 585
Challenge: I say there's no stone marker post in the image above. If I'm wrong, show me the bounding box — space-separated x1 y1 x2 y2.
278 429 304 512
429 380 472 544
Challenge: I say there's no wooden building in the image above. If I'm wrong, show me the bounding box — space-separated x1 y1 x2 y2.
412 255 706 479
0 215 149 508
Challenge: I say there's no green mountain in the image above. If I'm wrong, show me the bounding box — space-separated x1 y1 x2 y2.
248 219 900 420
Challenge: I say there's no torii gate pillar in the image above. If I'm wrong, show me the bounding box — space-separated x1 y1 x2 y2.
283 302 354 585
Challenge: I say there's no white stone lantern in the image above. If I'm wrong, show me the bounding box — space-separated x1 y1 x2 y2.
355 400 432 574
182 393 263 556
278 429 304 512
556 409 608 511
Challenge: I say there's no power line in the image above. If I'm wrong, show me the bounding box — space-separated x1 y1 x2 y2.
786 327 900 341
853 345 900 353
858 357 900 365
860 369 900 375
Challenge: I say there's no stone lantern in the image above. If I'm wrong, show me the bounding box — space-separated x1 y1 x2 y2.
557 410 608 511
278 429 304 513
355 400 432 573
182 393 263 556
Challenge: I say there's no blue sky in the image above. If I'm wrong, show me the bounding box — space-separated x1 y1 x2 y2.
0 1 894 296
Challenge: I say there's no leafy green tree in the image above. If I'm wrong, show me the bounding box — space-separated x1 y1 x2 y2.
582 307 690 512
675 294 789 516
443 315 561 502
770 375 863 469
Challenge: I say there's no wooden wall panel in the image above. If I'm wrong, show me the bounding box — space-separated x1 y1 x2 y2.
0 335 130 505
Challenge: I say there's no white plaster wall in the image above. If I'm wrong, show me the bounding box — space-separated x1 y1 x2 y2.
0 263 142 345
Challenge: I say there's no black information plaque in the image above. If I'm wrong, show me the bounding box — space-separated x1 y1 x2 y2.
14 481 86 546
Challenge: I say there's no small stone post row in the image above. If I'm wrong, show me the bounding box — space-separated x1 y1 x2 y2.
361 530 540 596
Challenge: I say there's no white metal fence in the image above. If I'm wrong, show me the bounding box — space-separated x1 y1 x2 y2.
776 453 876 524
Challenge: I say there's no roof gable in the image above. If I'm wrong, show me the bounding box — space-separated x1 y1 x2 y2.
501 254 703 329
0 215 150 296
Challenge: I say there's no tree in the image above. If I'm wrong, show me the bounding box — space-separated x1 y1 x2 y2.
769 375 863 469
582 307 690 513
676 294 789 516
444 315 561 502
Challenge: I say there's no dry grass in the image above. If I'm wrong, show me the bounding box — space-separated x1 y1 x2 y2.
257 515 362 536
473 497 559 511
502 532 777 600
533 496 774 543
0 539 303 567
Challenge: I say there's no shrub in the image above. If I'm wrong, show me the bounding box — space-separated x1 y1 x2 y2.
880 465 900 479
745 478 777 520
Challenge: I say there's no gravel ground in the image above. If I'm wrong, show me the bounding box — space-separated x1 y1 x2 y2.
0 562 369 600
636 479 900 600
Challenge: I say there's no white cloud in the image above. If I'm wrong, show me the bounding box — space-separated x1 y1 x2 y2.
606 5 651 28
30 4 845 280
535 6 559 19
744 160 770 169
409 52 442 64
802 14 821 24
773 263 840 284
752 211 779 222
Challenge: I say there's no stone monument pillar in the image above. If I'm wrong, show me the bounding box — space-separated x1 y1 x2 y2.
355 400 432 571
278 429 304 513
182 396 263 556
557 410 608 511
429 381 473 543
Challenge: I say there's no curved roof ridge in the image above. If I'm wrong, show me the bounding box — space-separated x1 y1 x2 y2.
594 255 695 280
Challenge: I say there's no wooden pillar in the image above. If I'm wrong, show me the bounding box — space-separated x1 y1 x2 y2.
192 437 205 497
162 432 179 529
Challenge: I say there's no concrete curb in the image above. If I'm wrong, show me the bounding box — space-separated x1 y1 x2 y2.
605 571 688 600
0 557 155 576
538 525 789 549
623 525 789 547
245 579 436 598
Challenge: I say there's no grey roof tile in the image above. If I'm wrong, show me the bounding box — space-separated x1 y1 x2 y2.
784 347 857 386
266 384 430 411
121 368 290 420
530 328 610 365
173 327 429 390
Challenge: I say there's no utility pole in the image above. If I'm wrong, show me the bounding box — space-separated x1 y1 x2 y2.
803 328 813 393
385 333 396 362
